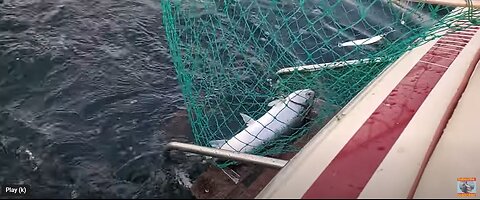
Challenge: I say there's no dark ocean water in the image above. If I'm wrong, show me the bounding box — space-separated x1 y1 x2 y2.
0 0 206 198
0 0 451 199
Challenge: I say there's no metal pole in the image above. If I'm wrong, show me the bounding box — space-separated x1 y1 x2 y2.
395 0 480 8
275 57 386 75
165 142 288 169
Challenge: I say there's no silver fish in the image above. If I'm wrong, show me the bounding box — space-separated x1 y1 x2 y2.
209 89 315 153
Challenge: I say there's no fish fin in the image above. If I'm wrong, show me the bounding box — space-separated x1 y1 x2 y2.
267 99 284 107
240 113 256 126
209 140 227 148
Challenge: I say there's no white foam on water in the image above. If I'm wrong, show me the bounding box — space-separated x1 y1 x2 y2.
174 168 193 189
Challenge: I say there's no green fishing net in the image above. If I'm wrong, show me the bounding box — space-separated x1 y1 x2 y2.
160 0 479 166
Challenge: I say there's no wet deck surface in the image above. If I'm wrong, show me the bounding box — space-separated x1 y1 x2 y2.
191 164 280 199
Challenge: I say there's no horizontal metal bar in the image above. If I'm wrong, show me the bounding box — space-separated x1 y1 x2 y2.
397 0 480 9
165 142 288 169
275 57 386 75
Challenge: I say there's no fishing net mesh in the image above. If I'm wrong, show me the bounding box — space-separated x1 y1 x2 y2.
160 0 479 166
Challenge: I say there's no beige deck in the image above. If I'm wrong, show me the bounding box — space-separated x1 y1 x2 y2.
413 60 480 199
256 35 438 199
257 14 480 199
360 25 480 199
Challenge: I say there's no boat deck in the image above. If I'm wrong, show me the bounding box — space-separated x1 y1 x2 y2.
413 56 480 199
256 19 480 199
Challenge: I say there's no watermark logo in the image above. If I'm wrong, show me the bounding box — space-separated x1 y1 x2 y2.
457 177 476 197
